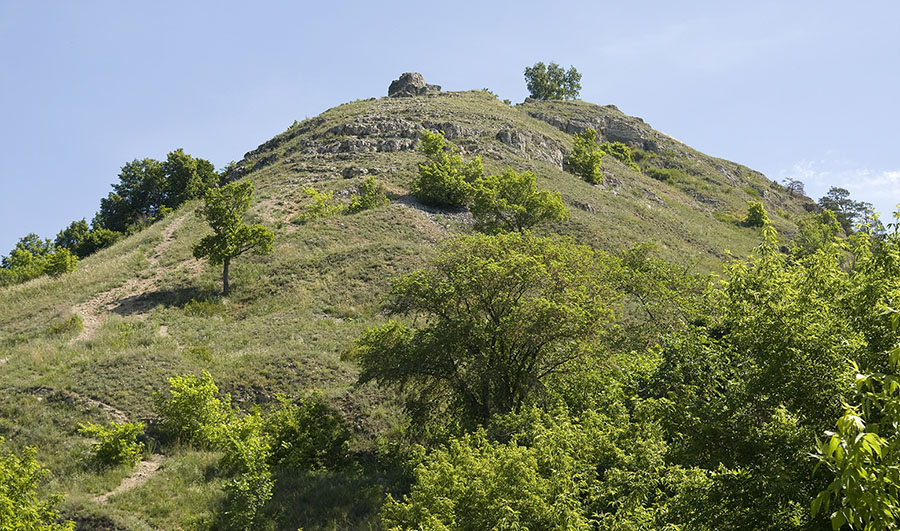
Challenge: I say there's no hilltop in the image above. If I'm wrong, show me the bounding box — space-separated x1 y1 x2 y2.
0 74 818 529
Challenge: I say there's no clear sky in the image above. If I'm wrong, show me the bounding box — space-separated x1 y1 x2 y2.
2 0 899 253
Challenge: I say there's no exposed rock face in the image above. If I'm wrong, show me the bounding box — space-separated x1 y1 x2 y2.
388 72 441 98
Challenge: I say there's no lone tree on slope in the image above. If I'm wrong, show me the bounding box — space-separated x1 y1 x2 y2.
193 181 273 295
524 62 582 100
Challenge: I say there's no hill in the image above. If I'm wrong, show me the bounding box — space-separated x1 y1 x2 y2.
0 75 816 529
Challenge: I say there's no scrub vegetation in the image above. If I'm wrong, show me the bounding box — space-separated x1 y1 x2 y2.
2 73 893 530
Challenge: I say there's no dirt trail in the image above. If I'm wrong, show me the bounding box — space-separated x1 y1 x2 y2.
71 215 187 343
92 454 165 504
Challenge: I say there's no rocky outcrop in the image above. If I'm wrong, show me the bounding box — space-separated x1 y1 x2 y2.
495 129 565 168
388 72 441 98
528 111 660 152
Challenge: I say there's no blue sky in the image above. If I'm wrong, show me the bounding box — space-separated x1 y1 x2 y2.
2 1 899 253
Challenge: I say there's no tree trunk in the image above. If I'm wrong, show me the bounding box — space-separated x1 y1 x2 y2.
222 257 230 296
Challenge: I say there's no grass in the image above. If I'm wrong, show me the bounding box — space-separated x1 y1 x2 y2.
0 89 814 529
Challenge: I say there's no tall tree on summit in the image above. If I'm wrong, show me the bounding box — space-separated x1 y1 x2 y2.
193 181 273 295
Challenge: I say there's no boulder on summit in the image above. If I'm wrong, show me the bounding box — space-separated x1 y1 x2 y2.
388 72 441 98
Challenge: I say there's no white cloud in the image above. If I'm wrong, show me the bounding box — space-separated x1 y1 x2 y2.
780 159 900 218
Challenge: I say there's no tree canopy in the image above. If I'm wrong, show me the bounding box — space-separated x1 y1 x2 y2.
347 232 619 426
524 62 582 100
471 169 569 234
193 181 274 295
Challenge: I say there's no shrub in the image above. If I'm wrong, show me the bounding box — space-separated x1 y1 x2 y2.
220 414 274 530
294 186 343 223
45 247 77 277
744 200 769 227
77 421 146 469
600 141 641 172
347 176 389 214
0 437 74 530
262 393 350 470
471 169 569 234
47 313 83 336
646 167 687 183
153 370 233 447
410 130 483 208
565 129 603 184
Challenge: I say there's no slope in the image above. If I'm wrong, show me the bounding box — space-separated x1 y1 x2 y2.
0 84 815 529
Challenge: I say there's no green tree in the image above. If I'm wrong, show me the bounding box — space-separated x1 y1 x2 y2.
470 169 569 234
163 148 219 206
524 61 582 100
0 437 74 530
347 232 619 425
565 129 604 184
44 247 77 277
98 158 167 232
744 200 769 227
818 186 879 234
411 130 483 208
193 181 274 295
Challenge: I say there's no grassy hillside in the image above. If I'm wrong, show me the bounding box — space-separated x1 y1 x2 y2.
0 88 815 529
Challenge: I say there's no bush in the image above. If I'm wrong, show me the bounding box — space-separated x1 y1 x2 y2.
0 437 74 530
294 186 343 223
153 370 233 447
45 247 77 277
262 393 350 470
744 200 769 227
411 130 483 208
347 176 389 214
471 169 569 234
78 421 146 469
646 167 687 183
600 141 641 172
47 313 83 336
565 129 604 184
220 414 274 530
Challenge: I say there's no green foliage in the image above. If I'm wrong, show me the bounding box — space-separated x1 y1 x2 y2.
193 181 274 295
470 169 569 234
411 130 483 208
45 247 77 277
383 407 696 530
600 141 641 172
0 234 78 286
565 129 604 184
295 186 344 222
348 232 619 426
347 176 389 214
818 186 879 234
153 370 233 447
97 150 216 232
262 393 350 470
744 200 770 227
523 61 582 100
646 167 687 183
163 148 219 206
0 437 74 530
220 413 274 530
77 421 146 469
790 210 842 258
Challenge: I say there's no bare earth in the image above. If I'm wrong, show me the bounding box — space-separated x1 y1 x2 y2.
70 215 187 343
92 454 166 504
